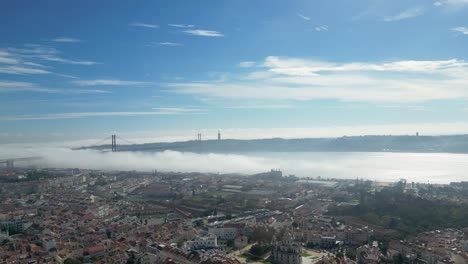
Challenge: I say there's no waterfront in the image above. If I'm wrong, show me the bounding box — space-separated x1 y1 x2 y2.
4 145 468 184
244 151 468 184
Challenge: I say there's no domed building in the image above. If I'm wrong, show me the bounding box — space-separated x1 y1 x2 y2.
271 231 302 264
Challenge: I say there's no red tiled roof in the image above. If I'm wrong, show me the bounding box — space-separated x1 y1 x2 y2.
86 245 104 253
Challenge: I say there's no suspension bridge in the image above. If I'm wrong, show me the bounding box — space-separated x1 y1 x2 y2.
0 134 138 169
77 134 138 152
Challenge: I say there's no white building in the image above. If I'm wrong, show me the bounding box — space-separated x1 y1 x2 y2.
208 227 239 241
183 234 218 250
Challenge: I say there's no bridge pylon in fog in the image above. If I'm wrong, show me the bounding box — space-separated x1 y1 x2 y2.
111 134 117 152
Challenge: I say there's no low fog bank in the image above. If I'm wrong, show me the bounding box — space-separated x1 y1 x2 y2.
2 144 468 184
3 146 271 175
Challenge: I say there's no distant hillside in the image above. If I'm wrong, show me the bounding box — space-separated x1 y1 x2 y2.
80 135 468 153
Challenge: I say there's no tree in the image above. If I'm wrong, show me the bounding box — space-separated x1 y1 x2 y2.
306 241 317 249
126 255 135 264
250 244 271 257
292 222 299 229
346 248 356 261
393 253 404 264
227 240 234 247
64 259 83 264
251 226 275 244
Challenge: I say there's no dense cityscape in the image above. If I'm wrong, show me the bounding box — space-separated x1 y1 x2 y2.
2 165 468 264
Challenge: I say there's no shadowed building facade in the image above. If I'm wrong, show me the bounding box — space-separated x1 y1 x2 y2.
271 232 302 264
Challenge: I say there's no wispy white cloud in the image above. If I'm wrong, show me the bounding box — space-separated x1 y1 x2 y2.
298 13 311 20
22 61 46 68
70 89 111 94
262 56 467 74
434 0 468 8
157 42 183 46
130 22 159 29
384 7 424 22
0 109 202 121
0 81 109 94
315 25 328 31
37 54 99 65
451 26 468 34
165 56 468 103
73 79 152 86
0 50 20 64
0 49 52 75
7 44 59 55
238 61 256 68
183 29 224 37
168 23 195 28
0 65 50 75
52 37 81 43
0 81 52 93
5 44 99 66
151 107 204 113
55 73 79 79
226 104 294 109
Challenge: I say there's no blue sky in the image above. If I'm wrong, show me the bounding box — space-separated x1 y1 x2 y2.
1 0 468 143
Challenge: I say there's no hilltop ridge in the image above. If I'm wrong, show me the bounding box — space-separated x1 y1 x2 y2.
81 134 468 154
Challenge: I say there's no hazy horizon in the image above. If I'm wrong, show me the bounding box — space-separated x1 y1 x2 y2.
5 121 468 146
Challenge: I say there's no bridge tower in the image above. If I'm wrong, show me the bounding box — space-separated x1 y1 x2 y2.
111 134 117 152
6 160 14 169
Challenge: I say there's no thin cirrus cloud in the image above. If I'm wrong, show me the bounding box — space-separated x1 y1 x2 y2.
383 7 424 22
165 56 468 103
52 37 81 43
183 29 224 37
157 42 183 46
315 25 328 32
0 81 54 93
168 24 195 28
238 61 256 68
73 79 153 86
434 0 468 8
152 107 204 113
38 54 99 65
2 44 99 69
297 13 311 20
451 26 468 34
0 65 51 75
0 50 20 64
130 22 159 29
0 81 109 94
226 104 295 109
0 49 52 74
1 108 203 121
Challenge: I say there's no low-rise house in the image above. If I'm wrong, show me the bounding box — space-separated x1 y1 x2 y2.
184 234 218 250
